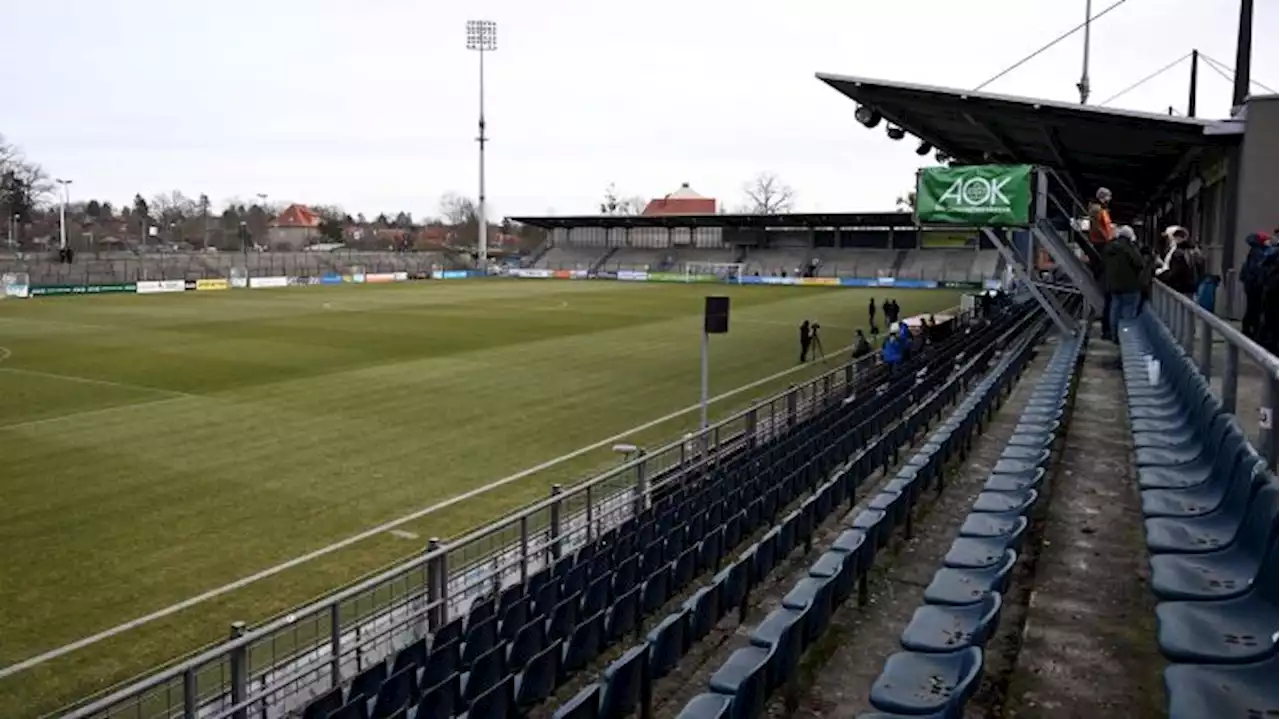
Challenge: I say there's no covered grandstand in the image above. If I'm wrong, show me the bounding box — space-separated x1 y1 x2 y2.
510 211 1006 283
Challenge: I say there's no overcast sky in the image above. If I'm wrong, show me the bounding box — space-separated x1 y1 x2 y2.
2 0 1275 220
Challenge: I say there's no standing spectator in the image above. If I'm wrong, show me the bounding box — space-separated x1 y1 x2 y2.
882 298 893 325
1103 225 1147 337
1089 188 1117 339
881 331 903 373
798 320 812 363
1240 231 1274 341
853 329 871 358
1137 242 1156 315
1259 248 1278 354
1158 225 1203 296
868 297 877 328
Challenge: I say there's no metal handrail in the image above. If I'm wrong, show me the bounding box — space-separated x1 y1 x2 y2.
1149 280 1278 469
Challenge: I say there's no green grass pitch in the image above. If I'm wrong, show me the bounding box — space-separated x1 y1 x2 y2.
0 279 960 716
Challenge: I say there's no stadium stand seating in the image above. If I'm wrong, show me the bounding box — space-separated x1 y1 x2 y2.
298 299 1044 719
537 247 608 270
1116 310 1278 719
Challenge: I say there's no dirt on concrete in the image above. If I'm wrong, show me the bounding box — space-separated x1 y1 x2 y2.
995 340 1165 719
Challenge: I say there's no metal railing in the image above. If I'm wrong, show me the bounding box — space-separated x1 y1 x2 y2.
1150 281 1279 469
56 335 901 719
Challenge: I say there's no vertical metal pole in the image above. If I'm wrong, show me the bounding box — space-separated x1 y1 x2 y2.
519 516 529 586
425 538 441 631
549 484 564 562
786 385 798 427
634 451 649 518
329 603 342 688
745 407 758 449
1222 343 1240 414
182 668 198 719
1188 49 1199 117
476 47 488 270
585 484 595 543
228 622 248 719
700 331 710 429
1078 0 1093 104
1232 0 1254 110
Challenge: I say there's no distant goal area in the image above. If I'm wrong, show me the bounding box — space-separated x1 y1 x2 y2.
508 210 1014 290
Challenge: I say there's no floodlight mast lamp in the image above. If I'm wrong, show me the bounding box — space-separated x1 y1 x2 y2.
466 19 496 270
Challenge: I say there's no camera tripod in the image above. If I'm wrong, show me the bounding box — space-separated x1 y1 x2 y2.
811 331 827 362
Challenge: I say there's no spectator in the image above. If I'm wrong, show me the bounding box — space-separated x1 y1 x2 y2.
897 321 912 362
868 297 877 327
881 298 892 325
881 332 903 371
798 320 812 363
1089 187 1117 339
1158 225 1203 296
1260 248 1278 354
853 329 871 358
1137 241 1156 315
1240 231 1275 342
1103 225 1146 337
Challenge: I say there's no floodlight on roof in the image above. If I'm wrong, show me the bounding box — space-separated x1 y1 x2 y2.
886 125 906 140
465 19 497 51
854 105 882 128
915 140 932 156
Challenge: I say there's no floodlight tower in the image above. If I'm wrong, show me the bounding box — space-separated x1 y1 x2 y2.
56 178 73 249
466 19 496 271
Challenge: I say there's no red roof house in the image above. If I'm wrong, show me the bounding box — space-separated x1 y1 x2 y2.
642 182 717 215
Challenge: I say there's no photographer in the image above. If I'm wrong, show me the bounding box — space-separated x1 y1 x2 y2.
799 320 812 363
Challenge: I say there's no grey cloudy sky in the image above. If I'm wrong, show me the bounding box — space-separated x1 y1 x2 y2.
2 0 1275 219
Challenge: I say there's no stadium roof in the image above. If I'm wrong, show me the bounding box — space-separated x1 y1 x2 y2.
508 211 915 230
815 72 1236 219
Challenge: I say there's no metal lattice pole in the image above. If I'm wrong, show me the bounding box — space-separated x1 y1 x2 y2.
466 20 497 271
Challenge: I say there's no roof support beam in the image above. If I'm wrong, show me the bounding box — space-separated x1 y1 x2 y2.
962 112 1019 162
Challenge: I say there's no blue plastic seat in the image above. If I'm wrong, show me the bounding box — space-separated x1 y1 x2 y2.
1134 417 1230 468
371 666 416 719
748 606 806 692
855 713 947 718
647 608 689 680
421 639 460 690
1149 521 1277 600
1155 547 1277 664
868 647 983 716
600 644 647 719
414 673 459 719
707 645 772 719
515 639 562 708
303 686 343 719
782 574 836 645
1145 483 1277 555
972 489 1037 515
1163 651 1278 719
831 528 871 568
715 559 749 613
349 663 386 707
583 575 611 617
465 675 512 719
1141 459 1266 518
809 550 856 605
508 617 547 672
900 593 1002 653
607 587 639 643
462 641 507 704
562 611 604 675
1007 431 1053 449
958 512 1027 548
851 509 891 550
684 584 721 642
923 550 1016 605
329 695 370 719
1136 422 1240 489
467 596 496 630
983 468 1044 493
675 693 733 719
549 592 582 643
391 638 428 676
461 617 497 668
992 454 1048 475
943 537 1014 570
551 683 600 719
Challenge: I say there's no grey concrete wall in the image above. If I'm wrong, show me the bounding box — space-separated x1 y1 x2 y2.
1234 95 1278 262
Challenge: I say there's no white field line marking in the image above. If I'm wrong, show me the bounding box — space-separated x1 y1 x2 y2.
387 530 419 540
0 343 856 679
0 395 193 432
0 346 194 398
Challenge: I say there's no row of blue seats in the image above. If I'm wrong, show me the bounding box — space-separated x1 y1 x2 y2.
544 313 1047 719
861 328 1085 718
297 308 1039 719
1116 311 1278 719
668 318 1060 719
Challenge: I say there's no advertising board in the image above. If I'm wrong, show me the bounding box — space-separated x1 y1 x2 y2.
432 270 473 280
393 272 409 282
2 272 30 298
616 270 648 281
365 273 396 283
31 283 137 296
509 268 553 279
136 280 187 294
248 276 289 289
321 274 343 285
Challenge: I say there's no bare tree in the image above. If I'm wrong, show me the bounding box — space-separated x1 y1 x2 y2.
0 134 52 220
741 172 796 214
151 190 197 225
600 183 647 215
439 192 478 226
895 191 916 212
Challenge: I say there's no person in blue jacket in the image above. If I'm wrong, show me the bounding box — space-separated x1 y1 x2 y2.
897 321 912 362
882 331 903 371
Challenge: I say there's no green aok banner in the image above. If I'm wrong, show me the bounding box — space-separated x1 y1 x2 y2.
915 164 1032 226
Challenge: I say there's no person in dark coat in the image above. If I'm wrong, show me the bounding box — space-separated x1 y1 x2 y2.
1240 231 1275 342
799 320 812 363
853 329 871 358
1259 249 1278 354
1158 225 1203 296
868 297 876 328
1103 225 1147 336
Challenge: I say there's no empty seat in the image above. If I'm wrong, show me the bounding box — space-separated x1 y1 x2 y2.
563 611 605 675
923 551 1016 606
328 696 371 719
747 607 806 693
600 644 647 719
462 642 508 704
943 537 1014 570
648 608 689 680
972 489 1038 515
552 683 600 719
683 584 721 643
707 646 772 719
508 617 547 671
391 638 427 676
868 647 984 716
958 512 1028 548
461 617 498 667
302 686 343 719
808 550 856 605
781 575 836 644
1145 483 1277 554
1155 570 1277 665
549 592 582 643
642 566 672 616
349 663 387 707
371 666 416 719
414 673 459 719
607 587 640 643
464 675 512 719
675 693 734 719
900 594 1002 653
515 639 562 708
1149 523 1276 601
499 597 530 641
421 640 460 689
1163 652 1278 719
